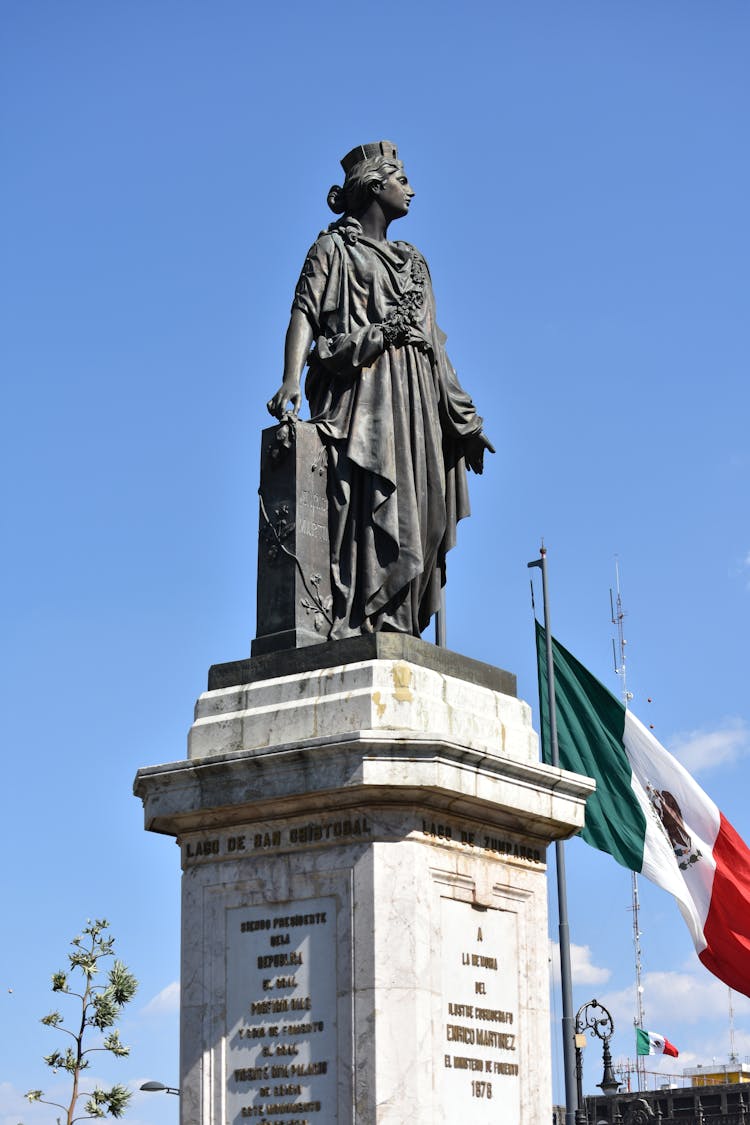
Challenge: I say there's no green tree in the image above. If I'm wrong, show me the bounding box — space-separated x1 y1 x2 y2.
24 919 138 1123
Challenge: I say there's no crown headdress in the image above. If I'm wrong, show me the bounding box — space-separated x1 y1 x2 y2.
340 140 399 175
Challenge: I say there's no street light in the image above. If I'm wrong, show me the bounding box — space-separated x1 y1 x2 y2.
140 1081 180 1096
574 999 620 1123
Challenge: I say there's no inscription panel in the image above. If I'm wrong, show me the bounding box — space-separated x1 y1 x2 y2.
181 815 543 868
227 897 337 1124
182 815 372 866
297 484 328 542
441 898 520 1124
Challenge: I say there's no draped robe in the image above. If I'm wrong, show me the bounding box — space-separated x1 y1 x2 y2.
292 222 484 639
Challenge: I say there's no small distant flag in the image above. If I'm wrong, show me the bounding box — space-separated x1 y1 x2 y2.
636 1027 679 1058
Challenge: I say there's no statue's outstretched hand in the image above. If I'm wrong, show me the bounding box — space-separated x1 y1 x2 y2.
465 431 495 475
267 380 302 421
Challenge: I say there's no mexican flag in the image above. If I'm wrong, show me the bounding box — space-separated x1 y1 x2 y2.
636 1028 679 1058
536 621 750 998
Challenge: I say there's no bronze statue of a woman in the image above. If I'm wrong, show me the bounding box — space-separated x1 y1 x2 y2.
267 140 494 641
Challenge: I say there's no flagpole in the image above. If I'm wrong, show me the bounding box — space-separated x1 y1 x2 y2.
529 544 579 1125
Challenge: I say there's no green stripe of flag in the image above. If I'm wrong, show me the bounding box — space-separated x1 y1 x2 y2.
535 620 647 871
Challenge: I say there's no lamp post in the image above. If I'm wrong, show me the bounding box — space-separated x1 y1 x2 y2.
574 999 620 1123
140 1080 180 1096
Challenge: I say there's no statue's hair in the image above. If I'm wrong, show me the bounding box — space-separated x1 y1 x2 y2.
327 155 403 215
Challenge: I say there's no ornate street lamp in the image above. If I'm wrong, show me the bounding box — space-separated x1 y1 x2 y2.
575 999 620 1123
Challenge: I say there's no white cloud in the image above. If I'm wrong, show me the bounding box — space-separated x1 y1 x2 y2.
601 968 750 1033
549 941 611 987
669 718 749 773
597 969 750 1085
0 1079 180 1125
141 980 180 1016
0 1078 97 1125
0 1074 179 1125
0 1080 39 1125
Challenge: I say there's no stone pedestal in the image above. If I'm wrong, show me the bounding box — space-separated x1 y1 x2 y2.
134 637 592 1125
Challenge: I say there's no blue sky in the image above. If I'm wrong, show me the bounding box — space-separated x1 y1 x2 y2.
2 1 749 1118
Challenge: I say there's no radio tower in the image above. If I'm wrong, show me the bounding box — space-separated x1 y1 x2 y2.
729 987 738 1065
611 561 647 1092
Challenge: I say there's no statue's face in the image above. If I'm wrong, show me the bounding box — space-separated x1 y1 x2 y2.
375 167 415 219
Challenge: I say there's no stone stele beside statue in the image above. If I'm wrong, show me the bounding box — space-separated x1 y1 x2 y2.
260 140 494 653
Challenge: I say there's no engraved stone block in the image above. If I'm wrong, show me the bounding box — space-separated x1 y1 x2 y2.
253 421 332 656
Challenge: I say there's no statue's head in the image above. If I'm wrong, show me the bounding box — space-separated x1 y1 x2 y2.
327 140 412 218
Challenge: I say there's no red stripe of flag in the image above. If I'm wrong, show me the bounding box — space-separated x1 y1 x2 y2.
699 814 750 998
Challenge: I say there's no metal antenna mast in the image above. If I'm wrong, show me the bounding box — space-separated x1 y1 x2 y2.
611 561 646 1092
610 559 632 707
729 988 738 1065
630 873 646 1091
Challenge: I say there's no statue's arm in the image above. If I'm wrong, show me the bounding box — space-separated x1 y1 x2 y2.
435 347 495 473
267 308 314 420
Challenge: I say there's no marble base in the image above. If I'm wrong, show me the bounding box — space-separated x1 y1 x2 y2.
135 651 593 1125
